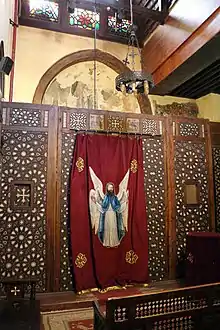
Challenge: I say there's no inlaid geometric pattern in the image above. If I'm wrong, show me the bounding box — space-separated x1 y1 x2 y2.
12 182 32 208
107 115 124 132
213 147 220 232
112 294 209 328
60 132 77 291
175 141 209 259
114 306 128 322
142 137 167 280
0 130 47 291
135 296 206 317
9 108 42 127
43 110 49 127
61 108 164 135
69 112 87 130
142 119 158 135
179 122 200 137
153 317 192 329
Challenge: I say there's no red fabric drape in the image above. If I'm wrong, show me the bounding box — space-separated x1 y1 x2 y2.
70 134 148 291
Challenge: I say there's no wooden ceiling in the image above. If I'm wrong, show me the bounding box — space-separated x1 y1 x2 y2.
170 59 220 99
151 33 220 99
19 0 176 46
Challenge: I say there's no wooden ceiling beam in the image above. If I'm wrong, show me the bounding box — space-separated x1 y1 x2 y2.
75 0 167 23
161 0 169 12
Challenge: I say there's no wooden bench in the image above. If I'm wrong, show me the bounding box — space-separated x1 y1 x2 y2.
0 279 40 330
0 279 37 300
93 282 220 330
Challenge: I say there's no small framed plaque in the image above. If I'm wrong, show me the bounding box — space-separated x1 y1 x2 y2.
184 181 200 206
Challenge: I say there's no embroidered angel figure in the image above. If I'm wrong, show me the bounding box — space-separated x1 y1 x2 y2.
89 167 130 248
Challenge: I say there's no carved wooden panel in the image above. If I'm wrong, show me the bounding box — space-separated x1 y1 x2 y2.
60 132 76 291
142 137 167 280
107 115 124 132
65 108 162 135
178 122 200 137
0 102 214 291
69 112 88 130
175 141 209 259
213 147 220 231
9 108 42 127
135 295 196 327
154 101 199 117
0 128 47 291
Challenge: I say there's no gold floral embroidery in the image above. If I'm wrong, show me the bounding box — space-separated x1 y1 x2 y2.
75 253 87 268
76 157 84 172
125 250 138 264
130 159 138 173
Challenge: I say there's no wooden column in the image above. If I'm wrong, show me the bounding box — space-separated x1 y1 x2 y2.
165 117 176 279
205 120 216 232
46 106 59 292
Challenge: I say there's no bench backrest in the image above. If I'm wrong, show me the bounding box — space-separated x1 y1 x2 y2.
102 283 220 329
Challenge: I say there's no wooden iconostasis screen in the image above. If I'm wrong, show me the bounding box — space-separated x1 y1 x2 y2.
210 122 220 232
0 102 215 292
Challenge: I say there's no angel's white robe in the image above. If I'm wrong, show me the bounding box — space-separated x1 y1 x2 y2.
89 167 129 248
103 204 120 247
96 199 127 247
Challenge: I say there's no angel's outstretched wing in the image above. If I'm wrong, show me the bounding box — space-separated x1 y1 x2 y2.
89 189 100 234
89 167 104 234
117 169 129 201
89 167 105 199
117 169 130 231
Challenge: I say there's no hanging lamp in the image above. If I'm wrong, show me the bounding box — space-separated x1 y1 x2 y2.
115 0 154 95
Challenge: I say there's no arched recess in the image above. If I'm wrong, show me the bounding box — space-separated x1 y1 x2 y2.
33 49 152 114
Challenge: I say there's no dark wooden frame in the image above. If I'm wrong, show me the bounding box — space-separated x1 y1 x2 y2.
93 282 220 330
0 101 216 291
166 116 215 279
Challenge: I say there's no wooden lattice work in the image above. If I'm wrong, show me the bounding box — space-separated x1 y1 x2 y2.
0 104 48 292
94 283 220 330
142 136 167 281
173 119 211 267
0 102 215 292
175 141 210 256
213 147 220 231
59 132 76 291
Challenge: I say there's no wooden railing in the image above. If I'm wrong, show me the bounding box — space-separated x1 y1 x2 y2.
94 282 220 329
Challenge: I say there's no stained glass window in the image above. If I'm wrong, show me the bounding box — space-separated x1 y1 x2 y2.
29 0 59 22
69 8 100 31
108 16 131 36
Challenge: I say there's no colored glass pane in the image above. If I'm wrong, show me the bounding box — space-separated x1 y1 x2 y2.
69 8 100 31
108 16 131 36
29 0 59 22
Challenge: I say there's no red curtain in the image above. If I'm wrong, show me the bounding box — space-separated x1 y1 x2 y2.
70 134 148 292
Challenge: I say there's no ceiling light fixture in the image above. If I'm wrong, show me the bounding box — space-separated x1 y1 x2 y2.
115 0 154 95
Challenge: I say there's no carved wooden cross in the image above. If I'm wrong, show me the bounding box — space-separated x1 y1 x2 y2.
11 286 20 296
16 187 29 203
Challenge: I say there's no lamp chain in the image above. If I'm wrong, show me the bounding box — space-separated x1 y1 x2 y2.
130 0 133 26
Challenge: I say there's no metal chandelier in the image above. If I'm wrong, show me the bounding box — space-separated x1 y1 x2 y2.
115 0 154 95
